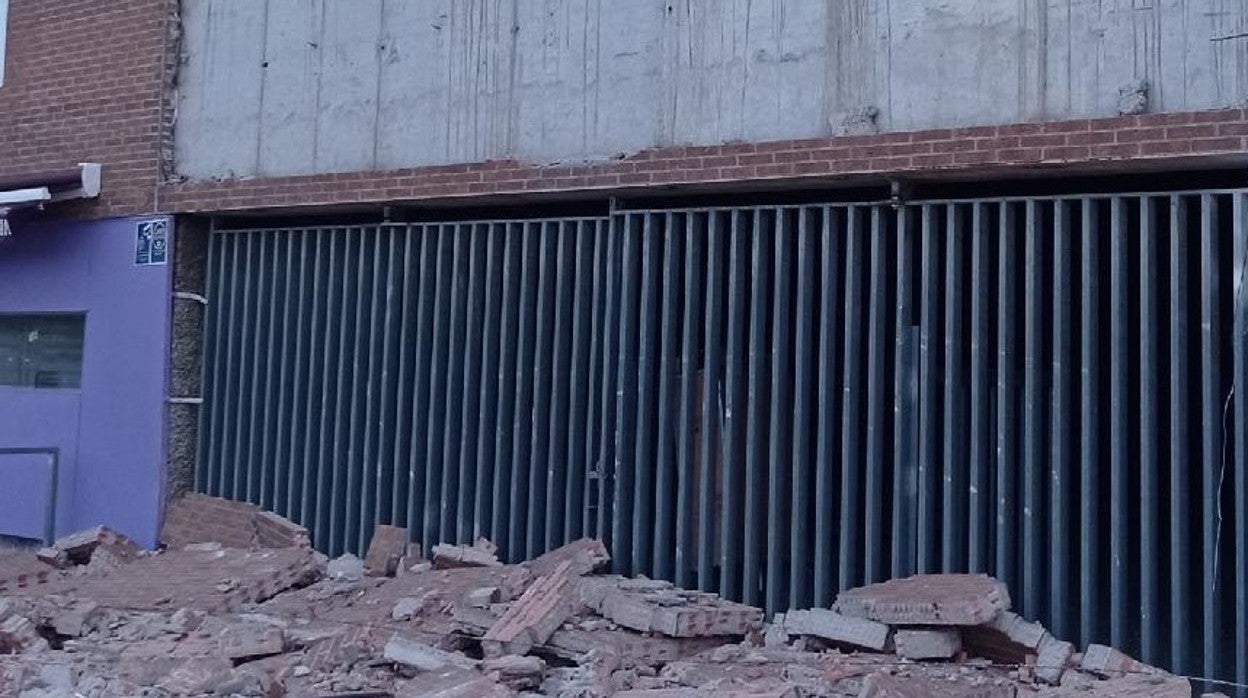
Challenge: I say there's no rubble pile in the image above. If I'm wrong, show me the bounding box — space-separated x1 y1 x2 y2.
0 496 1196 697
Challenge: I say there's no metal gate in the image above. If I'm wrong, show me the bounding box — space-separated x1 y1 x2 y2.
200 191 1248 686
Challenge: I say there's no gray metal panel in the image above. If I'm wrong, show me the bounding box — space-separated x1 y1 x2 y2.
200 190 1248 687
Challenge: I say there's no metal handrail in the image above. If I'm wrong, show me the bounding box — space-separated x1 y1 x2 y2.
0 447 60 544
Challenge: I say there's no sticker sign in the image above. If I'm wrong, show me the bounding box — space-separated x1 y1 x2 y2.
135 219 169 266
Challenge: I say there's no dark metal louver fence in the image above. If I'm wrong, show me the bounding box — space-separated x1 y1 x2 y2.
200 191 1248 687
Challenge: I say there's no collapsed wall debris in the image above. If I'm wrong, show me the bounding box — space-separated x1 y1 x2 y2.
0 494 1195 697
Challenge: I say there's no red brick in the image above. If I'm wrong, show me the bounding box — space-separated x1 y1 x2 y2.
973 136 1022 150
1065 131 1116 146
1116 127 1167 143
0 0 176 218
157 107 1248 213
1165 124 1218 139
1218 122 1248 136
1019 133 1068 147
1191 136 1244 152
1141 139 1194 155
1091 143 1141 158
1042 145 1093 160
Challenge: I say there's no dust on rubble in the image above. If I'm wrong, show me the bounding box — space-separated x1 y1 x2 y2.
0 496 1193 697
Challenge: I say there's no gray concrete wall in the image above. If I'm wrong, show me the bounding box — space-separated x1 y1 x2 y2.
175 0 1248 180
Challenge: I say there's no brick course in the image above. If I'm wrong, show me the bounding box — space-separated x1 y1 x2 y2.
161 108 1248 214
0 0 176 218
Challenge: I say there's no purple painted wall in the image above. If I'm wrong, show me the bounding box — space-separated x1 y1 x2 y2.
0 215 171 547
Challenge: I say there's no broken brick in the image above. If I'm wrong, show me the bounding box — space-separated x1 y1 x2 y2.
526 538 610 578
1034 634 1074 685
1079 643 1148 678
364 524 409 577
893 628 962 659
593 580 763 637
53 525 140 565
384 635 475 672
218 621 285 660
432 541 502 569
483 654 545 690
859 673 1015 697
782 608 891 651
35 547 68 569
482 559 575 656
834 574 1009 626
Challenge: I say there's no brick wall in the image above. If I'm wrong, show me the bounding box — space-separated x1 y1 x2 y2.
161 108 1248 214
160 493 310 551
0 0 177 218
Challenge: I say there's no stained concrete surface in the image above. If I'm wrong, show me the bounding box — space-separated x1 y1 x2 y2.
176 0 1248 180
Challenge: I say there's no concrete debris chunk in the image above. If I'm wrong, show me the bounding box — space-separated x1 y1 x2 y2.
858 672 1016 697
364 524 410 577
432 540 503 569
218 621 285 659
1036 673 1190 697
893 627 962 659
327 552 365 581
53 525 140 565
1079 643 1149 678
782 608 891 651
394 668 512 697
157 657 235 696
35 547 69 569
49 599 100 637
526 538 611 578
465 585 500 607
169 607 204 633
482 559 575 656
963 611 1047 663
0 613 49 654
1033 635 1074 685
392 594 432 621
594 579 763 637
834 574 1009 626
483 654 545 690
384 634 476 672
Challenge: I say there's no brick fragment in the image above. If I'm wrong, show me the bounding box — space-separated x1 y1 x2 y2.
301 625 386 671
384 635 476 672
483 654 545 690
392 594 433 621
432 540 502 569
894 628 962 659
158 657 234 695
394 669 511 697
834 574 1009 626
782 608 891 651
0 614 49 654
1034 635 1074 685
1079 644 1148 678
859 672 1015 697
526 538 610 578
482 560 575 656
1035 674 1190 697
35 547 69 569
364 524 409 577
592 579 763 638
465 586 500 607
49 600 100 637
54 526 140 565
963 611 1046 663
218 622 285 660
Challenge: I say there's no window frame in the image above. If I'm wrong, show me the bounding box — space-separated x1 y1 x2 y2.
0 312 87 391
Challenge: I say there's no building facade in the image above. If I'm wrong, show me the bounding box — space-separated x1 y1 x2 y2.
0 0 179 547
157 1 1248 686
2 0 1247 687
